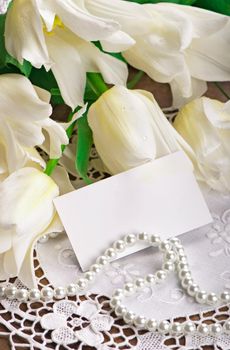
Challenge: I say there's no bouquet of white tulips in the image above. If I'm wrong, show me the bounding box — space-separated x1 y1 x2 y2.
0 0 230 284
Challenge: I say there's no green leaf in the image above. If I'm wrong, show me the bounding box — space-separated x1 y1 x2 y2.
30 66 59 91
75 115 93 184
194 0 230 15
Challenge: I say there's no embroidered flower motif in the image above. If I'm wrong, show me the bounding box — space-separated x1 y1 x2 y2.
207 209 230 257
40 300 113 346
105 262 140 285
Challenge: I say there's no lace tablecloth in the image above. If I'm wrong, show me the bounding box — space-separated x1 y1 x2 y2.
1 79 230 350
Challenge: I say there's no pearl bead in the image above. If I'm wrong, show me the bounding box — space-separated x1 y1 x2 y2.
174 242 183 250
146 318 158 331
16 289 28 302
41 287 53 301
145 274 156 285
85 271 96 282
5 286 17 299
170 238 181 245
110 296 121 308
210 323 222 335
96 255 108 266
181 277 193 289
54 287 66 299
115 305 126 317
90 264 102 274
134 316 147 328
138 232 149 241
124 282 136 295
184 321 196 334
0 286 5 298
207 292 218 305
178 268 190 279
179 256 187 264
158 320 170 334
171 322 183 335
156 270 167 282
223 320 230 333
105 248 117 260
220 291 230 303
165 251 177 262
38 235 49 243
197 323 209 335
76 278 88 291
195 290 208 304
66 284 77 297
187 283 199 297
163 261 175 272
113 239 126 252
159 240 171 252
135 278 146 289
125 234 137 246
123 311 136 324
149 234 161 247
177 262 189 271
113 289 124 298
29 289 41 301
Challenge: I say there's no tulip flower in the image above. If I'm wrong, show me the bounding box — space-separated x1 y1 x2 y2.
174 97 230 193
0 74 71 179
88 86 193 175
5 0 132 108
0 167 60 284
87 0 230 107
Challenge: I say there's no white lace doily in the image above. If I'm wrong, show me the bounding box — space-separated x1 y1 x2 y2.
1 149 230 350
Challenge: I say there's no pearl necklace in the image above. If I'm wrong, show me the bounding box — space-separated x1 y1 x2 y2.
1 232 230 336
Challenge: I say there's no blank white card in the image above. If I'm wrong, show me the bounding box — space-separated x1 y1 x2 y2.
54 152 212 271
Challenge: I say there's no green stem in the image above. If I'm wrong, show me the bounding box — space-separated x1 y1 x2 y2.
127 70 144 89
44 74 109 177
87 72 108 97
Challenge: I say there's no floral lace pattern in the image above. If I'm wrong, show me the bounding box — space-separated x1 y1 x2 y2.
1 150 230 349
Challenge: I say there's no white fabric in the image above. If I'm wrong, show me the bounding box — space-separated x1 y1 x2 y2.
1 149 230 349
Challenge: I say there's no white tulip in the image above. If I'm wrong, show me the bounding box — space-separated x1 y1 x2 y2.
174 97 230 193
5 0 132 107
44 25 128 108
0 74 70 178
88 86 193 175
87 0 230 107
0 167 60 280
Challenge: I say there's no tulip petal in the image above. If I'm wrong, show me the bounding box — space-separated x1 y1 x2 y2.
88 86 157 174
0 74 52 122
186 34 230 82
17 214 63 288
170 78 207 108
81 42 128 86
37 0 120 41
5 0 51 68
0 167 59 239
51 166 74 195
86 0 152 35
41 118 69 158
45 28 86 108
151 3 228 40
100 30 135 53
0 120 28 173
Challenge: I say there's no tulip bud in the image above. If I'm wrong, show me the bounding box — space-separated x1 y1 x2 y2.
174 97 230 193
88 86 191 174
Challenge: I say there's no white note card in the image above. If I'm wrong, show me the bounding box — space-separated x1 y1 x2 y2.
54 152 212 271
